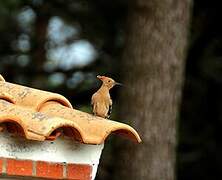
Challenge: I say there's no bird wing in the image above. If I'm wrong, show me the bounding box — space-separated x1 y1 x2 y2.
107 105 112 118
91 93 97 115
107 99 112 118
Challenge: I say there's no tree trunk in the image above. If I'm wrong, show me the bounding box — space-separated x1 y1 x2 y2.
32 13 49 72
29 6 50 88
112 0 191 180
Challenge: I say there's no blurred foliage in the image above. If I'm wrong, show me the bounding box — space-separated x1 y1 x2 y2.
0 0 127 109
1 0 222 179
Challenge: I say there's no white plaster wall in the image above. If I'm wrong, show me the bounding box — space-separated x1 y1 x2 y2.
0 132 104 180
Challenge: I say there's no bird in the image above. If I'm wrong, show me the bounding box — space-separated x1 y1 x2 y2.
91 75 122 119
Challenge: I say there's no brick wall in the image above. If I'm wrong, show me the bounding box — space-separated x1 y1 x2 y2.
0 157 92 180
0 132 104 180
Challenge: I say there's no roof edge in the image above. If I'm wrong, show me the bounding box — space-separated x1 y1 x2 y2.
43 119 85 142
103 122 142 143
0 118 28 138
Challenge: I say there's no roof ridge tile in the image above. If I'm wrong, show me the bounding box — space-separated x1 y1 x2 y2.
0 80 141 144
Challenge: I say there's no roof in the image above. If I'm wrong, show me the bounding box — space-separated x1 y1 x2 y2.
0 75 141 145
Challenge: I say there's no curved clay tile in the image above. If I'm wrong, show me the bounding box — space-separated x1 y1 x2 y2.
0 80 141 144
0 81 72 110
0 93 15 104
0 74 5 82
0 99 85 141
40 102 141 144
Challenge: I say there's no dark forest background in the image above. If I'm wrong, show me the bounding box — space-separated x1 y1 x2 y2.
0 0 222 179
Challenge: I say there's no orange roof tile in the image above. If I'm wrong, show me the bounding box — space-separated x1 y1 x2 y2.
0 76 141 144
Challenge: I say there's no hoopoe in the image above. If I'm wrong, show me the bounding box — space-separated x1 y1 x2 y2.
91 75 122 119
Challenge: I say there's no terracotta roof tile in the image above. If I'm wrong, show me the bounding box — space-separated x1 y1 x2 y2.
0 78 141 144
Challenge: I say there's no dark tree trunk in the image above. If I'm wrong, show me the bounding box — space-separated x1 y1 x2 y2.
111 0 192 180
29 5 50 88
32 13 49 72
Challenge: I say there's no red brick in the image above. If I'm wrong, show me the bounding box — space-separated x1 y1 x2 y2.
6 158 33 176
36 161 63 179
67 164 92 180
0 158 3 174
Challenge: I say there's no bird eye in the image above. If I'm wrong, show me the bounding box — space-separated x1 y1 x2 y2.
108 80 111 82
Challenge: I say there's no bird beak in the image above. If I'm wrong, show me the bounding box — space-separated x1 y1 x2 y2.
115 82 123 86
97 75 102 80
